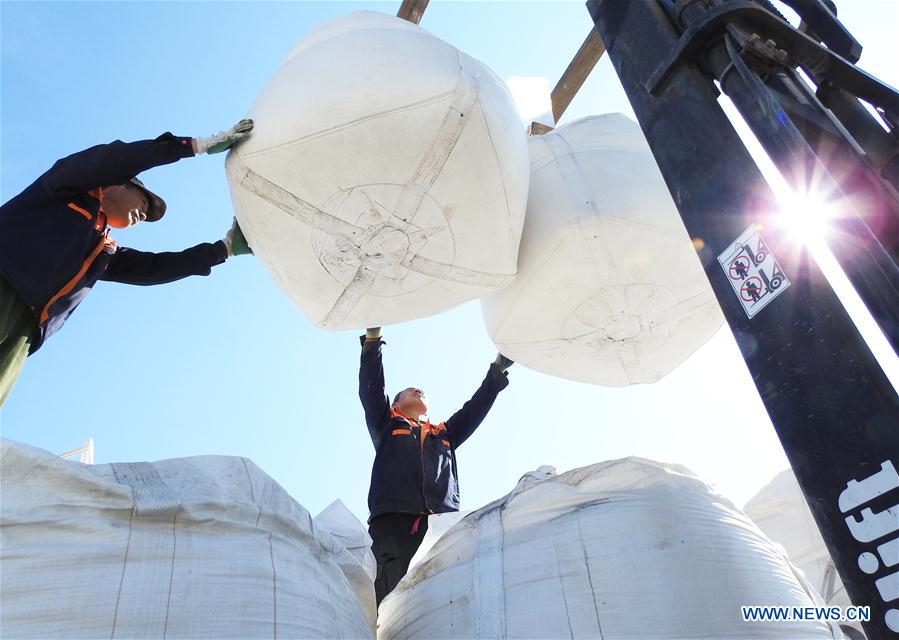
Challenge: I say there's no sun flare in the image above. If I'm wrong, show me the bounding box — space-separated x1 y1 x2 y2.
775 190 838 249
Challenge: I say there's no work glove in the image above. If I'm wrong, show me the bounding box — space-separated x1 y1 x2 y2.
365 327 382 341
224 218 253 257
195 119 254 155
494 353 514 372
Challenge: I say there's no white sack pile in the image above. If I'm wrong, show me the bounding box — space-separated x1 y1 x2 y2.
0 439 375 639
379 458 839 639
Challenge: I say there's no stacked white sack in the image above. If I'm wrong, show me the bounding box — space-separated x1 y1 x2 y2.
745 469 867 639
379 457 840 640
314 497 378 620
0 439 375 639
482 114 723 386
407 468 556 571
226 11 529 330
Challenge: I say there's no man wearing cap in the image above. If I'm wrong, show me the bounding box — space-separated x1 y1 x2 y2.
0 120 255 404
358 326 514 605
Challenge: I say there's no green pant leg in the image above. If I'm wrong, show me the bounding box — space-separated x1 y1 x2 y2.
0 278 36 406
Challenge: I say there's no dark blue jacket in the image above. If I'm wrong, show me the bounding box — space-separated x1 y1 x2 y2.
0 133 228 354
359 336 509 519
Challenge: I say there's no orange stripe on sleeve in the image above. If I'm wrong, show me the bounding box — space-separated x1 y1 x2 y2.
392 429 411 436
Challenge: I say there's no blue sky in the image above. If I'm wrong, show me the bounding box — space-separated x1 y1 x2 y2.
2 1 896 525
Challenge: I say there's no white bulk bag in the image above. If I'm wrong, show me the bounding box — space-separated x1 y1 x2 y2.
314 498 378 626
226 11 529 330
745 470 865 639
407 467 558 571
482 114 723 386
379 457 838 640
0 439 375 639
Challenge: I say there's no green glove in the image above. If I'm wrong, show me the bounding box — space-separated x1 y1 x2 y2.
494 353 514 372
224 218 253 257
196 119 254 155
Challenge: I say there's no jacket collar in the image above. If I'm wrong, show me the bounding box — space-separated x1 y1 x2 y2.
390 406 446 435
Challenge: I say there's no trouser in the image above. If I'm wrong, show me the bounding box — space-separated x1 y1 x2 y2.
368 512 429 606
0 277 35 406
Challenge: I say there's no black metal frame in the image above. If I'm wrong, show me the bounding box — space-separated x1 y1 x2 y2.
654 0 899 355
587 0 899 636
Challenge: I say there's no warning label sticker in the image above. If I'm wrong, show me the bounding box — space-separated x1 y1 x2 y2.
718 225 790 318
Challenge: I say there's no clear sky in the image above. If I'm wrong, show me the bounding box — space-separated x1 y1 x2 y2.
2 1 896 526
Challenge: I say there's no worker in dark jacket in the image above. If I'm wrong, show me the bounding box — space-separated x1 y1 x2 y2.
0 120 255 404
359 326 513 604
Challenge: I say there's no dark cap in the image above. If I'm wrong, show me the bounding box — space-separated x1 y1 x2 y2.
128 177 166 222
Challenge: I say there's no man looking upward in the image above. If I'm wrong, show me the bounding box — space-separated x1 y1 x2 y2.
358 326 513 604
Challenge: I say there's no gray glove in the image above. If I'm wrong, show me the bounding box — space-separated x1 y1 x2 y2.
196 119 254 155
224 218 253 257
494 353 514 372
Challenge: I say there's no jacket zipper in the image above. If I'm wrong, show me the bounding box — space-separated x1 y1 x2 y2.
394 408 433 514
38 235 108 325
417 422 429 512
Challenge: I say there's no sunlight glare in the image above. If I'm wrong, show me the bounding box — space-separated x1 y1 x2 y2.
775 189 838 250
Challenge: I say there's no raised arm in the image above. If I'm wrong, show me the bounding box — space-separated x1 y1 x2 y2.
359 328 391 445
444 354 513 448
101 218 252 285
42 120 253 196
100 242 228 286
42 134 195 196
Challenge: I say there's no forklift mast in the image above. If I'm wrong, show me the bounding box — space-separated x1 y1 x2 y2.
586 0 899 636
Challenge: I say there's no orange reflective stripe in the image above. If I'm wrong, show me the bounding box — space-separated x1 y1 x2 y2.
441 440 451 447
87 189 105 229
391 429 411 436
67 202 92 220
39 237 107 325
431 422 447 434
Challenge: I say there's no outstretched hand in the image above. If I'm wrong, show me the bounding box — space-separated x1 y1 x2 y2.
224 218 253 257
195 119 254 155
365 327 382 341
